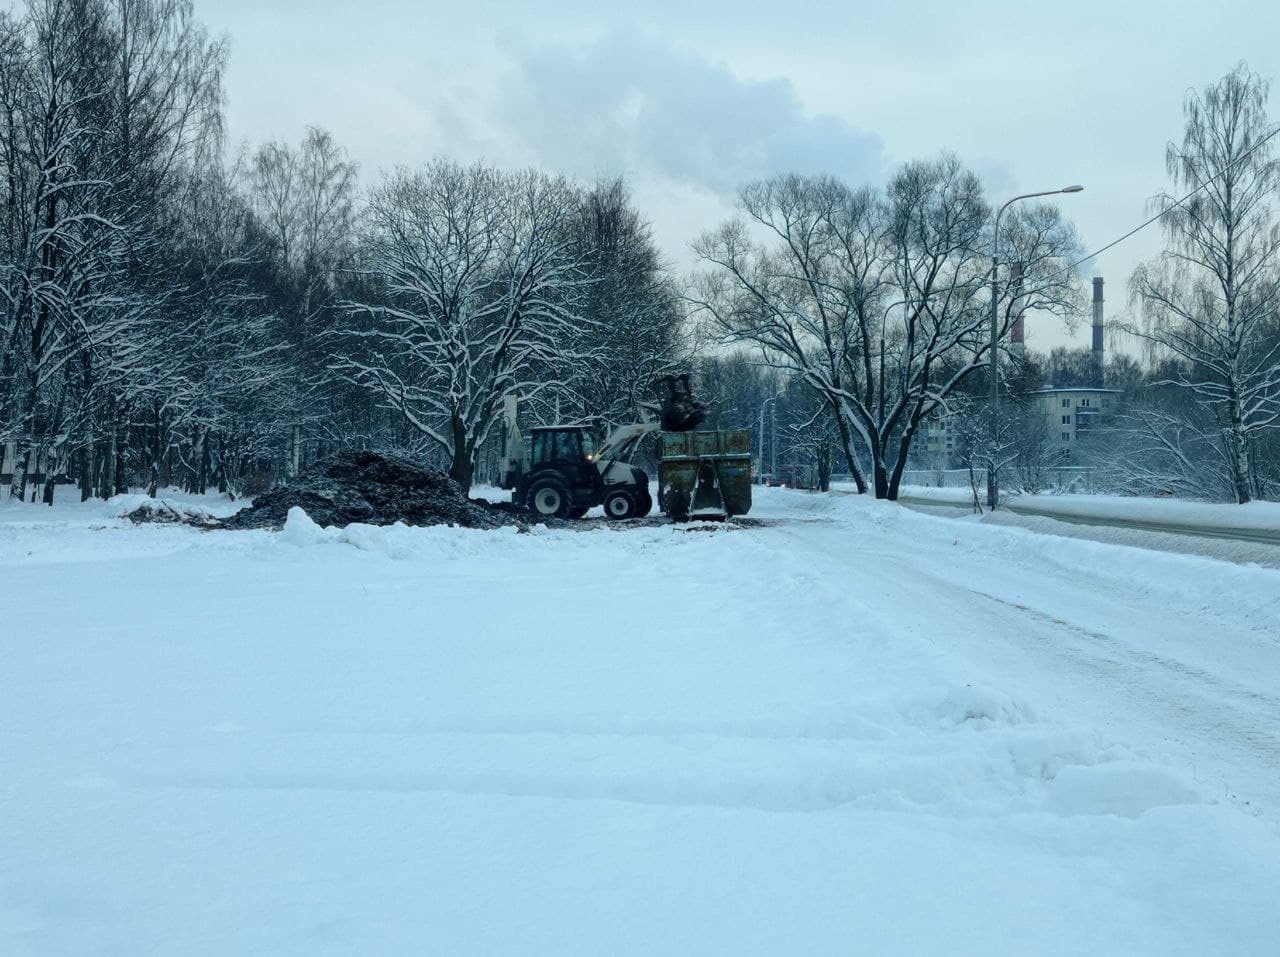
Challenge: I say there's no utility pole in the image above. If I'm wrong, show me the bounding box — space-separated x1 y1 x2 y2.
988 184 1084 509
759 403 767 475
759 392 784 478
771 399 778 476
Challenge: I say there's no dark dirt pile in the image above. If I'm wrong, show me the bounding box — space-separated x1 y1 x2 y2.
216 450 534 531
124 500 222 528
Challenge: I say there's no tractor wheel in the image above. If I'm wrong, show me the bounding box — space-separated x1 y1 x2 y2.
603 489 637 520
635 491 653 517
528 476 574 519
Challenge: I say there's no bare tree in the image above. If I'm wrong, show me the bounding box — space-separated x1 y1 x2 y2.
692 157 1081 500
948 395 1025 510
336 161 589 491
247 126 358 474
1010 403 1058 494
557 178 686 427
1094 403 1237 500
1129 65 1280 503
2 0 120 500
691 174 886 493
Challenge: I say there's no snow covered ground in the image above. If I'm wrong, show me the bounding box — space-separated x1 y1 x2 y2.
897 485 1280 538
3 487 1280 954
894 486 1280 570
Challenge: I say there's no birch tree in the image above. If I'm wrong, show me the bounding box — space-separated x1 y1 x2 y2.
1130 65 1280 503
1 0 119 500
247 126 358 474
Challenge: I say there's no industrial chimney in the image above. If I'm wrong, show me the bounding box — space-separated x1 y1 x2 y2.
1091 276 1104 386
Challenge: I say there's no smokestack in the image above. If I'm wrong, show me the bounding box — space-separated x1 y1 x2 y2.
1091 276 1104 386
1009 263 1025 354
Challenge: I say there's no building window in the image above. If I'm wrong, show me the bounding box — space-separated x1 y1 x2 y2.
1061 415 1071 424
1061 432 1071 441
1061 398 1070 408
1079 398 1091 407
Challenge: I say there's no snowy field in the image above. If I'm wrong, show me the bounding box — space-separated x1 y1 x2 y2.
3 488 1280 954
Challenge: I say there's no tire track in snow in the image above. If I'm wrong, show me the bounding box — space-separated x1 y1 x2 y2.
779 520 1280 819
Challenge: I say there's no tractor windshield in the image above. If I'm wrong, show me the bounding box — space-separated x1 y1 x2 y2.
552 430 584 462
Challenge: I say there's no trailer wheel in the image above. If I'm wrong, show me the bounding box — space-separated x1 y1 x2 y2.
665 487 691 522
528 477 573 519
603 489 637 520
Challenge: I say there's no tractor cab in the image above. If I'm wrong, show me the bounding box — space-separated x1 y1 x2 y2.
509 426 607 519
529 426 597 469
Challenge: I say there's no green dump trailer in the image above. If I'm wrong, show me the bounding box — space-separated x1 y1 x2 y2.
657 429 753 520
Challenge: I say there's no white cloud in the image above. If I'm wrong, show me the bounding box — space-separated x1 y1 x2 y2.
493 29 885 197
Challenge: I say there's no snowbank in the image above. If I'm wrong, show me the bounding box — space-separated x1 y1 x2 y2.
4 485 1280 953
899 484 1280 537
0 486 244 522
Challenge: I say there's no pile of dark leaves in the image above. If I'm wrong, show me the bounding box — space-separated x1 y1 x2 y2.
211 450 541 531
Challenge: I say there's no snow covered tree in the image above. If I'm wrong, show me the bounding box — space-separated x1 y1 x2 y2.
692 157 1082 500
0 0 232 503
1094 401 1239 500
1 0 122 501
336 161 589 491
1130 65 1280 503
247 126 359 475
555 177 685 426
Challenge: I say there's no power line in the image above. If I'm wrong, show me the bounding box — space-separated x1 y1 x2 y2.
1034 120 1280 288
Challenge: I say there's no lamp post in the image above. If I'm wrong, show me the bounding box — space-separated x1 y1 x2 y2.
759 392 785 479
987 184 1083 509
771 398 778 476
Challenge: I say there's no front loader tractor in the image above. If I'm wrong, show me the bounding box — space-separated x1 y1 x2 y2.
499 374 751 522
508 423 654 520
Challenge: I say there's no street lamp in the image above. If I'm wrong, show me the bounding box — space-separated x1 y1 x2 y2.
987 184 1083 509
759 392 785 479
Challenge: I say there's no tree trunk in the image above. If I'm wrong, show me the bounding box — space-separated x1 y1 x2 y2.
113 428 128 495
42 462 56 505
448 452 474 492
100 431 114 499
832 408 868 494
886 424 920 501
79 446 92 502
1226 397 1253 504
189 427 206 494
94 439 110 500
216 435 228 494
449 415 474 493
197 435 209 494
8 442 29 501
872 452 890 500
8 373 38 501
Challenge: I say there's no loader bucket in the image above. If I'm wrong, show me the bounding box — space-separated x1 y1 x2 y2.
658 429 752 520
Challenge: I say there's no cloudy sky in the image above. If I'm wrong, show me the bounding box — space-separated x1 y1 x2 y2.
207 0 1280 351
